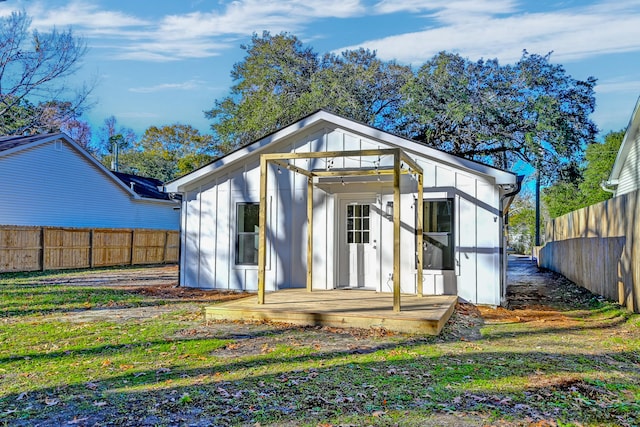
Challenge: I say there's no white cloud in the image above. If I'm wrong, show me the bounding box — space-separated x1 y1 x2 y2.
19 0 365 62
16 0 640 66
344 0 640 64
129 80 204 93
28 1 148 30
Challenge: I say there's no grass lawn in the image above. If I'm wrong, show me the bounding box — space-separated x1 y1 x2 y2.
0 266 639 426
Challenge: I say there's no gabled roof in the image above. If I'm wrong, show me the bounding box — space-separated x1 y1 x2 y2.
608 95 640 183
0 133 174 202
165 109 517 192
113 171 172 201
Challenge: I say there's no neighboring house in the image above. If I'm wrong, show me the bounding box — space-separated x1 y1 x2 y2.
0 133 179 230
605 96 640 197
165 110 519 306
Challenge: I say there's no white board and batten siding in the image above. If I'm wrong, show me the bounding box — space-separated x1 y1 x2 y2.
0 138 179 230
174 116 510 306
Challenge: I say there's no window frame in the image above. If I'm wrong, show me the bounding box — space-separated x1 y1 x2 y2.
235 202 260 266
418 198 455 271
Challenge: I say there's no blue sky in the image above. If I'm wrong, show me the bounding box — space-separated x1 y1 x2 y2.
2 0 639 140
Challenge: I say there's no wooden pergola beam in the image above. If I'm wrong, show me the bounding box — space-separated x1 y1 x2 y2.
306 177 313 292
416 174 424 297
257 148 424 311
261 148 399 161
393 149 401 312
257 155 268 305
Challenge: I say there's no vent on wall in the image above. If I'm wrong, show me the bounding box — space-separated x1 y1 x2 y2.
54 140 63 151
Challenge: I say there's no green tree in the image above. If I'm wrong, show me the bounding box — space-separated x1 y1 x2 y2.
542 129 624 218
507 189 537 254
401 51 597 180
580 129 624 205
96 116 137 169
206 32 320 152
206 32 411 153
0 11 91 135
119 124 216 181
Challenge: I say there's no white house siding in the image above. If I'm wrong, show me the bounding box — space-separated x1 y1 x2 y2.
616 133 640 196
178 124 504 305
0 140 178 229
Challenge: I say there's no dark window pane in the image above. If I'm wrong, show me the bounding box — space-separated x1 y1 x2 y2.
355 232 361 243
238 204 259 233
347 205 353 217
355 218 361 231
363 205 369 216
347 231 354 243
362 231 369 243
236 203 259 265
421 199 454 270
363 218 369 231
354 205 361 217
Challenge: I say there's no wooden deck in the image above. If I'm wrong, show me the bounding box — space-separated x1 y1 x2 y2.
205 289 457 335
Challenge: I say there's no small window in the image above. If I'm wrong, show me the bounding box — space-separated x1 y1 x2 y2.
346 204 370 244
420 199 454 270
236 203 259 265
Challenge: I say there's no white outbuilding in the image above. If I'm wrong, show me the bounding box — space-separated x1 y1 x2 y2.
165 110 519 307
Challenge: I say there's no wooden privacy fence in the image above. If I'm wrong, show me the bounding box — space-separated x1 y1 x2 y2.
538 189 640 313
0 226 179 273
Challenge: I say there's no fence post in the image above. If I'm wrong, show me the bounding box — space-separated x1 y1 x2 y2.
163 230 169 264
40 227 45 271
130 229 136 265
89 229 94 268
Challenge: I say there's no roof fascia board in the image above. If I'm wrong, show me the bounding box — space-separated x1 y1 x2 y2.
609 96 640 181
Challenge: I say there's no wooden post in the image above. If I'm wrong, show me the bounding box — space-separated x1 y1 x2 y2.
89 229 94 268
257 155 268 304
40 227 46 271
306 177 313 292
162 230 169 264
393 150 401 312
416 173 423 296
130 229 136 265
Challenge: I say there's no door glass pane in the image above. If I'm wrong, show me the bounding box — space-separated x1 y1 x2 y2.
346 203 372 244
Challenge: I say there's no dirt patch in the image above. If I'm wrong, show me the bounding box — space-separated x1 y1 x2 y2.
474 256 603 330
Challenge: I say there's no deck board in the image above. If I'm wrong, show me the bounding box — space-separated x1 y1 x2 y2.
205 289 457 335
